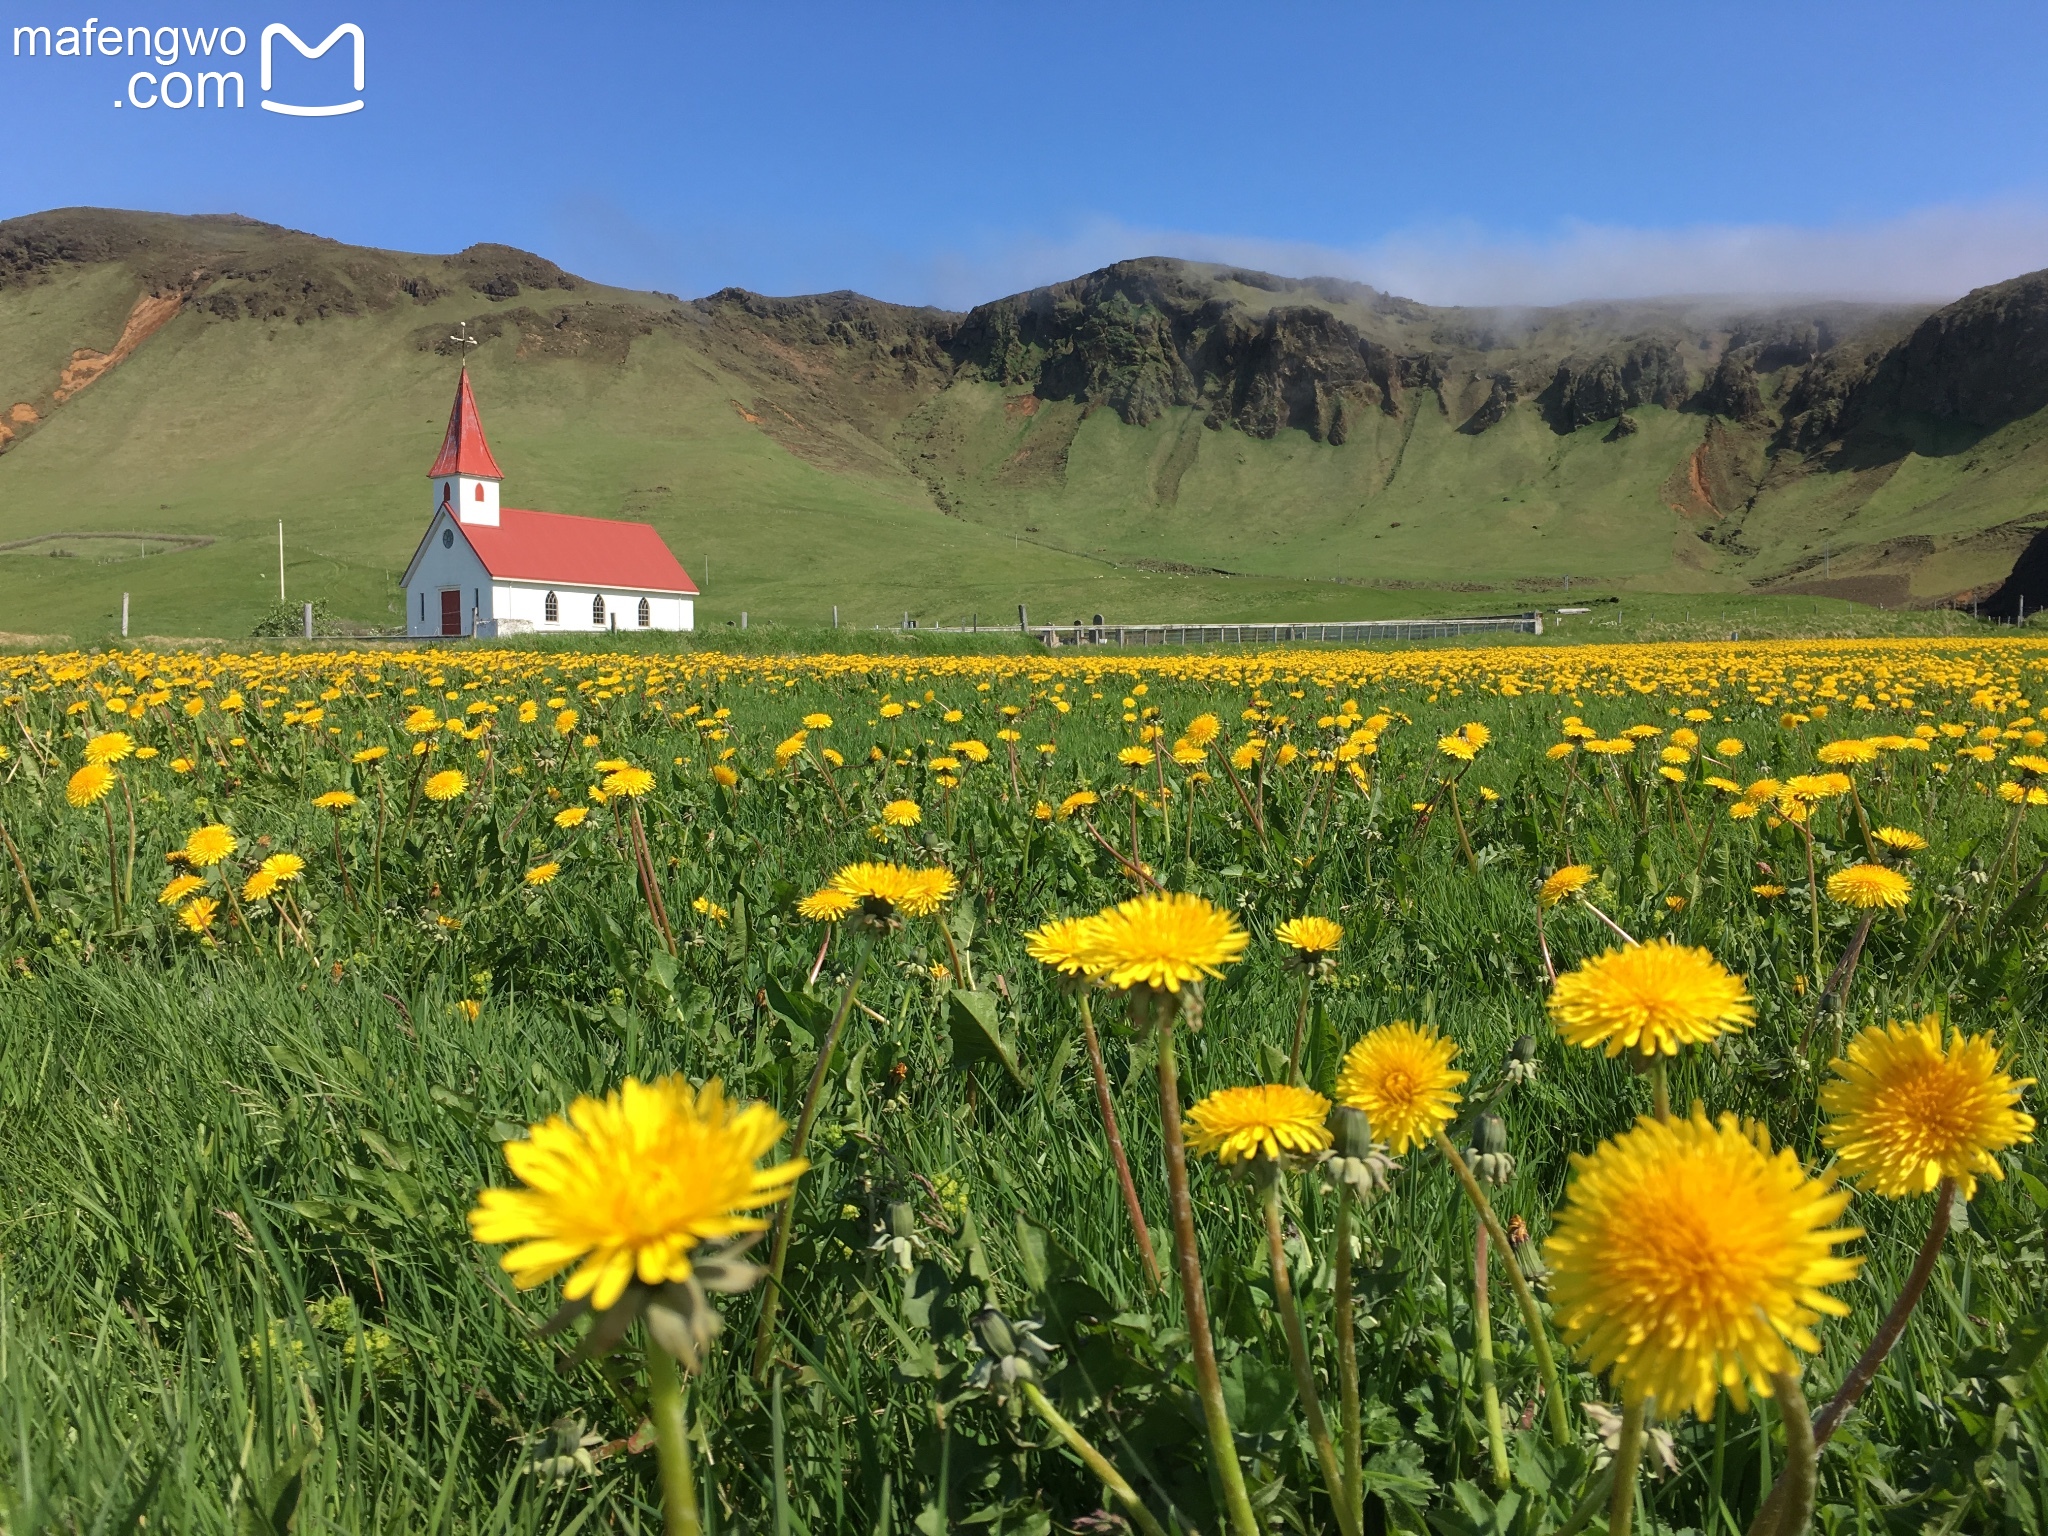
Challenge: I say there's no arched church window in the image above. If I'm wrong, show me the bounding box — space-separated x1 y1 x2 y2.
637 598 651 627
474 482 486 501
592 594 606 624
544 591 559 623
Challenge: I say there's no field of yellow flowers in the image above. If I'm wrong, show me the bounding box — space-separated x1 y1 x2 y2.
1 636 2045 1536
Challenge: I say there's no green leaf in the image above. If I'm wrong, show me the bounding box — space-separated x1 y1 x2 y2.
946 988 1024 1086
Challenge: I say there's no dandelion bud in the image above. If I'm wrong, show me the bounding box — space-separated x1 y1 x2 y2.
1467 1112 1515 1185
1330 1104 1377 1160
972 1306 1019 1363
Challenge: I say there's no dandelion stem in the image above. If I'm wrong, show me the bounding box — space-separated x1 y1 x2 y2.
1435 1132 1570 1445
1285 971 1314 1083
1333 1186 1364 1533
1260 1175 1360 1536
1576 894 1639 947
752 936 874 1380
1020 1381 1170 1536
1608 1395 1648 1536
1822 911 1875 1012
1472 1215 1511 1489
1149 989 1259 1536
644 1337 703 1536
101 798 122 928
120 776 137 913
330 818 357 909
1800 822 1821 988
1649 1057 1672 1122
1448 781 1479 874
1754 1186 1957 1533
1746 1374 1815 1536
1816 1177 1953 1447
0 818 42 926
1077 991 1162 1291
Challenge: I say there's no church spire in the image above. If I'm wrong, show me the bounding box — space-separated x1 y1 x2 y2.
428 366 505 480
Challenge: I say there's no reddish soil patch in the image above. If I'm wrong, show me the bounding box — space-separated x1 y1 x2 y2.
54 288 188 403
730 399 763 424
1004 394 1041 419
7 403 37 425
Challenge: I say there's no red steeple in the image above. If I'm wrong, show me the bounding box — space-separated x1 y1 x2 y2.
427 367 505 480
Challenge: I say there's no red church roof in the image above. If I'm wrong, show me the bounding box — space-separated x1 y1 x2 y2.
427 367 505 480
458 508 699 594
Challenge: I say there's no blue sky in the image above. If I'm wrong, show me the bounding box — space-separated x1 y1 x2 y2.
3 0 2045 307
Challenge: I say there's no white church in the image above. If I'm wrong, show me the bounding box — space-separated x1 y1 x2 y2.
401 368 697 637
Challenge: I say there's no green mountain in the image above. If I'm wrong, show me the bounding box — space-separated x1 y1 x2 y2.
3 206 2046 640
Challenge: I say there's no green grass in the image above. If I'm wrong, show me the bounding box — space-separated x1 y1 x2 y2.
1 638 2046 1532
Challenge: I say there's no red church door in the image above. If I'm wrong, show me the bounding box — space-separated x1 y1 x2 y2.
440 589 462 636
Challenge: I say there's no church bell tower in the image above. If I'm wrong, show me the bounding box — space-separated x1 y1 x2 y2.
427 366 505 526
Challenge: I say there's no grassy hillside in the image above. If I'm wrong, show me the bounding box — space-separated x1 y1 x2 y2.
3 209 2046 642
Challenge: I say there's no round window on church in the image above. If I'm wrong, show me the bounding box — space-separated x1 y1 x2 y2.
442 529 454 549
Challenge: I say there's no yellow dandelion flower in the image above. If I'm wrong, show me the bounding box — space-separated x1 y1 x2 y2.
468 1076 806 1312
1547 1108 1862 1419
554 708 579 736
554 805 589 829
796 886 858 922
66 762 115 807
1118 744 1155 768
352 745 390 765
603 766 656 798
425 769 468 802
882 799 922 826
1539 864 1596 909
178 895 219 934
184 824 237 867
1335 1021 1466 1154
1274 915 1343 954
158 873 204 906
313 790 358 811
1436 734 1476 762
802 712 833 730
83 731 134 765
525 861 562 887
711 764 739 789
1826 863 1911 911
1821 1016 2035 1198
1548 940 1754 1058
518 700 539 724
1183 713 1221 747
261 853 305 882
1057 790 1098 819
1183 1084 1334 1165
1753 883 1788 898
1082 891 1248 993
1546 741 1577 759
1816 739 1878 766
242 869 280 902
404 706 441 734
1025 915 1104 975
1716 737 1745 757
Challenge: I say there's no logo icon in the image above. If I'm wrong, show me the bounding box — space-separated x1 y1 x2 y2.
259 22 362 116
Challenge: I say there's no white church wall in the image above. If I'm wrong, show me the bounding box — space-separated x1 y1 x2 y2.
493 581 694 633
403 513 495 637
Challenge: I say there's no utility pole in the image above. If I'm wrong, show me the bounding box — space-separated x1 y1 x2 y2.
121 592 129 638
278 521 286 603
